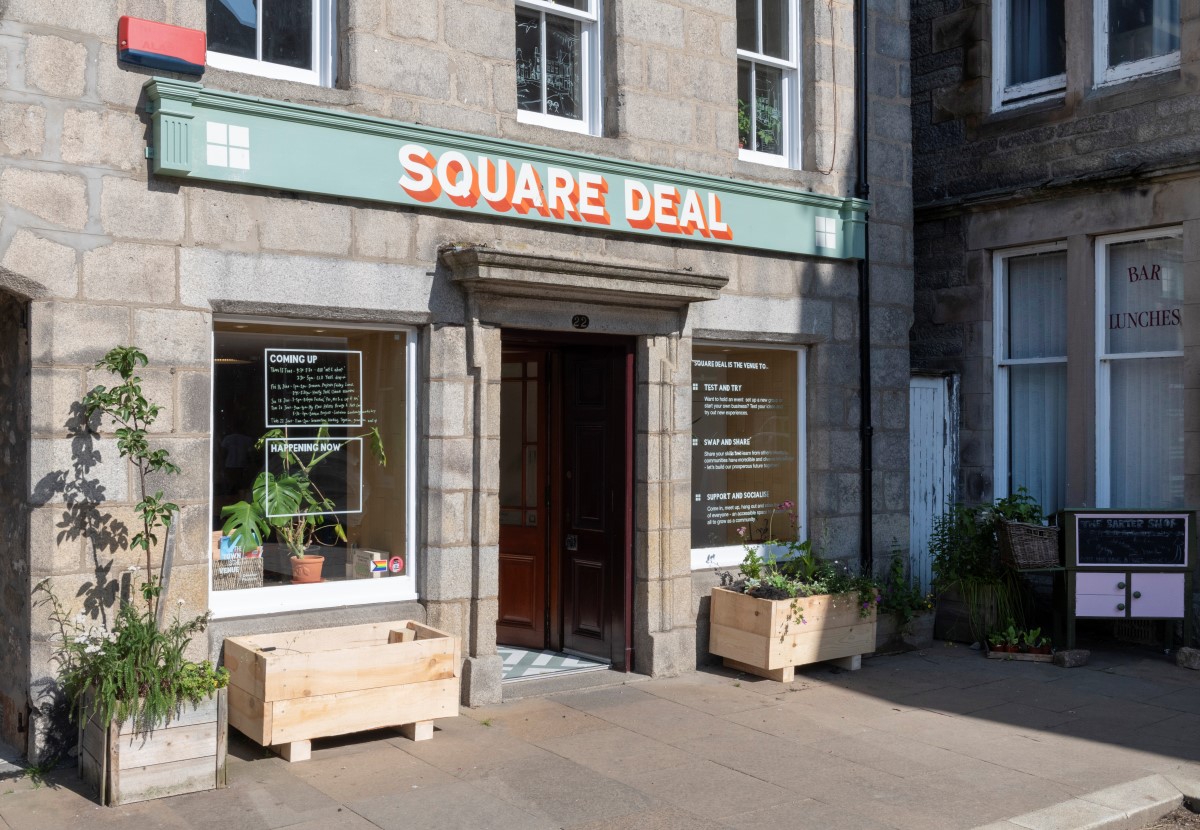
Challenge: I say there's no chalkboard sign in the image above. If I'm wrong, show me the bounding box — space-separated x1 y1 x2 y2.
1073 513 1189 567
265 349 363 428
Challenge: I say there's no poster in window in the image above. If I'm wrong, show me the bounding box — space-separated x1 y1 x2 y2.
691 346 799 551
265 348 364 427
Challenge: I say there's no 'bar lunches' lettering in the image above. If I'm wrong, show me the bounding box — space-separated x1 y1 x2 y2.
1107 309 1181 329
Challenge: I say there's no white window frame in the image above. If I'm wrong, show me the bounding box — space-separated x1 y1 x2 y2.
1094 0 1181 86
515 0 602 136
992 241 1068 505
208 317 419 619
206 0 336 87
736 0 801 168
689 342 807 570
991 0 1066 111
1093 227 1184 507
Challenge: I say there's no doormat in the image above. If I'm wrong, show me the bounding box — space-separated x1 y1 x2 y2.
499 646 609 683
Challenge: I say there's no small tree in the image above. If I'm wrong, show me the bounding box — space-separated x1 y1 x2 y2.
82 347 180 618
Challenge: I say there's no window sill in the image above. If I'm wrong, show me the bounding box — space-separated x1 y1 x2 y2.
986 91 1066 122
199 66 355 110
738 147 793 169
517 109 596 137
1096 53 1182 88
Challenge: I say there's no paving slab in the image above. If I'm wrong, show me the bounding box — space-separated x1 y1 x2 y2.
1 644 1198 830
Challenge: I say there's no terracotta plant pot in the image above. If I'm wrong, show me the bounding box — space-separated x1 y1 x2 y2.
290 554 325 584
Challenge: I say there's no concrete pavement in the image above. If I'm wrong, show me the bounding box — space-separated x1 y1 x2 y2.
2 642 1198 830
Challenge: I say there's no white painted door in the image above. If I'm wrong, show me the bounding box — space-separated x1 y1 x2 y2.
909 375 955 593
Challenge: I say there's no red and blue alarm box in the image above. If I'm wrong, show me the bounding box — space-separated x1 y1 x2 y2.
118 17 206 75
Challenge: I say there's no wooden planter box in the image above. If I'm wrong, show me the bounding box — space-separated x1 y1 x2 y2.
709 587 877 682
223 620 460 762
78 689 228 806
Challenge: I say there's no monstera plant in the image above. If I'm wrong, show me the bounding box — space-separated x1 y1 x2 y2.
220 427 386 583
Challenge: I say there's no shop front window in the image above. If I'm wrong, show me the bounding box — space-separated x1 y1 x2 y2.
210 321 416 616
690 344 805 568
1097 231 1183 507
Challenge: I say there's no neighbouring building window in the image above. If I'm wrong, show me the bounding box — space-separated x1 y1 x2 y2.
207 0 336 86
209 321 417 616
994 246 1068 514
515 0 601 135
690 343 805 568
1096 231 1183 507
993 0 1066 108
736 0 799 167
1095 0 1180 84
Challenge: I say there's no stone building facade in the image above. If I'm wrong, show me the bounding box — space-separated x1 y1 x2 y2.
911 0 1199 628
0 0 912 759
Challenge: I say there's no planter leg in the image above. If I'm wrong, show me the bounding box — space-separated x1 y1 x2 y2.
276 740 311 763
829 655 862 671
723 657 795 683
399 721 434 741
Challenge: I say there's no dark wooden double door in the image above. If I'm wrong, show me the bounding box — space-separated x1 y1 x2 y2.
496 339 631 669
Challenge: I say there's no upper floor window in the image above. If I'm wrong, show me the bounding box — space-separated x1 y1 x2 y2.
206 0 336 87
515 0 601 135
1096 0 1180 85
993 0 1065 109
737 0 799 167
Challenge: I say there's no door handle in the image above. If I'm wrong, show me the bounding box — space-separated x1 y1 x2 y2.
566 534 578 551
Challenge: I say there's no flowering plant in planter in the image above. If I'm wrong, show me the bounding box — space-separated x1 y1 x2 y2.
39 578 227 733
34 347 230 805
724 501 880 624
710 502 880 681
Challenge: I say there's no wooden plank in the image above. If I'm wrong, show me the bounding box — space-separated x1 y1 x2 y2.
267 677 459 744
226 621 413 655
723 657 794 683
710 589 774 638
829 655 862 671
106 715 119 807
709 623 771 667
257 637 457 701
223 638 268 699
113 697 220 735
227 683 271 746
766 620 876 668
113 755 218 805
115 722 221 770
388 628 415 643
985 651 1054 662
399 720 433 741
81 713 106 763
276 740 311 762
215 687 228 789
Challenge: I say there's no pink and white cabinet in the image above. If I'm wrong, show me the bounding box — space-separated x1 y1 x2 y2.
1064 511 1194 649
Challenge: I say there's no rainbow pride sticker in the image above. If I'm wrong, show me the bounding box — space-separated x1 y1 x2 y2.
370 560 388 573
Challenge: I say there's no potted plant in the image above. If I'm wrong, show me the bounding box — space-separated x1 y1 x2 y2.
709 502 879 682
737 98 751 149
930 491 1041 645
36 347 230 805
220 426 386 584
1023 627 1052 655
875 543 936 652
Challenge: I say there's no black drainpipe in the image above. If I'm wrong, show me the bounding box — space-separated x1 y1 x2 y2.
855 0 874 576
